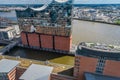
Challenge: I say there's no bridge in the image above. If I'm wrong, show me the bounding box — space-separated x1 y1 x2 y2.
0 41 19 55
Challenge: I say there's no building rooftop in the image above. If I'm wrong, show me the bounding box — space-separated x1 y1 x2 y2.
0 59 20 73
85 72 120 80
77 42 120 60
0 55 73 77
79 42 120 52
0 27 14 32
19 64 53 80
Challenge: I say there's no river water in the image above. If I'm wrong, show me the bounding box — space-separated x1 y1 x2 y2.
0 10 17 21
72 20 120 45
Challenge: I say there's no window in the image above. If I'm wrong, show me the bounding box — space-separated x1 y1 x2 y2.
96 57 106 74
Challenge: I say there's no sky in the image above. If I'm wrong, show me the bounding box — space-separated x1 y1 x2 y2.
0 0 120 4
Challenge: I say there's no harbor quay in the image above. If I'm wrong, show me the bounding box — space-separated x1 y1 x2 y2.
0 0 120 80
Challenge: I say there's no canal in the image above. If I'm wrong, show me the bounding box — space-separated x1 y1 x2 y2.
4 47 74 65
0 44 6 50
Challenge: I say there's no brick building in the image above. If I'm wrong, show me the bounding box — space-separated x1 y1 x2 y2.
1 41 120 80
20 32 72 52
74 42 120 80
16 0 73 52
0 59 20 80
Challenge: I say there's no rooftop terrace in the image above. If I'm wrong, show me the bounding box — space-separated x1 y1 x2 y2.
77 42 120 60
79 42 120 52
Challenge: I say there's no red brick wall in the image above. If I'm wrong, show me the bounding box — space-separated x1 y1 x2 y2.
55 36 72 51
51 73 75 80
16 67 26 80
21 32 28 45
103 60 120 77
74 56 80 79
41 35 53 49
7 68 16 80
27 33 40 47
20 32 72 51
74 56 98 80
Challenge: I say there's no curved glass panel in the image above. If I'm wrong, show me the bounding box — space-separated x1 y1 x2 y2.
16 0 73 36
55 0 69 3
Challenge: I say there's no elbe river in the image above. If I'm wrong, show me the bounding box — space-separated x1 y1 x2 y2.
72 20 120 45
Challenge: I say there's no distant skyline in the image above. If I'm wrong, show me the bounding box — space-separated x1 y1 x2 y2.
74 0 120 4
0 0 120 4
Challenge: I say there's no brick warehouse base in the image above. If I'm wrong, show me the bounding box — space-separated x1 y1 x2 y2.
103 60 120 77
20 32 72 52
74 56 98 80
21 32 28 46
74 44 120 80
40 34 53 49
27 33 40 47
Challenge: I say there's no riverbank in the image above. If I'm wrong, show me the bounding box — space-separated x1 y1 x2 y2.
73 18 120 26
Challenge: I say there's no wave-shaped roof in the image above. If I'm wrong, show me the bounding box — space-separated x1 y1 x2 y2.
30 0 50 11
55 0 69 3
30 5 48 11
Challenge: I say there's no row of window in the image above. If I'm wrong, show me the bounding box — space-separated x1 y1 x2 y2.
96 57 106 74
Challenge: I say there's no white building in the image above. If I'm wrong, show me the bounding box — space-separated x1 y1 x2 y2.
0 27 17 40
12 25 20 35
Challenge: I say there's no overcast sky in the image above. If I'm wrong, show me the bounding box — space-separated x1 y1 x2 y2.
0 0 120 4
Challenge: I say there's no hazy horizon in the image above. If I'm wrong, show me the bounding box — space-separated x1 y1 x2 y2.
0 0 120 4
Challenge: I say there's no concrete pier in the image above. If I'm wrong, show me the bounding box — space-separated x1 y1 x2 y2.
0 41 19 55
0 40 12 44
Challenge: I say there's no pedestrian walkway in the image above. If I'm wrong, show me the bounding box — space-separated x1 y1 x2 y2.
0 41 19 55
